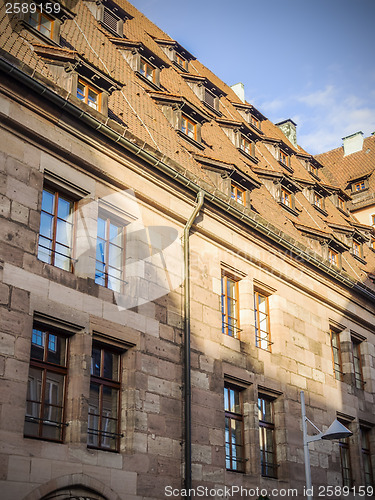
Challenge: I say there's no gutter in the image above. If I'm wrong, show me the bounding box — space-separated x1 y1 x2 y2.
1 57 375 303
183 191 204 495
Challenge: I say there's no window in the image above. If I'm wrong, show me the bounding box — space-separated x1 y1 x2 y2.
352 338 364 389
330 328 343 381
221 274 240 339
204 88 216 108
240 136 251 155
353 240 361 258
338 197 346 211
95 215 125 293
314 192 323 208
231 183 246 206
38 187 74 271
280 188 292 208
310 165 319 177
279 151 288 166
250 115 260 129
139 59 156 83
175 53 187 69
339 422 352 487
354 181 365 192
254 291 271 351
328 248 338 267
361 427 374 487
28 9 54 38
88 345 121 451
372 215 375 226
76 79 101 111
224 384 244 472
258 396 277 478
181 115 197 140
24 327 67 442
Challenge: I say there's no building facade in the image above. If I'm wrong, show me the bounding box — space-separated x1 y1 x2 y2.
0 1 374 499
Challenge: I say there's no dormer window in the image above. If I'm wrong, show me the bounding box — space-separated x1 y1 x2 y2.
354 181 365 192
240 136 252 155
181 115 197 140
353 240 361 258
250 115 260 129
176 53 187 69
314 192 323 209
28 9 54 38
328 248 338 266
139 59 156 83
231 183 246 206
77 79 101 111
279 150 289 166
338 197 346 211
102 6 123 36
204 88 216 108
281 188 292 208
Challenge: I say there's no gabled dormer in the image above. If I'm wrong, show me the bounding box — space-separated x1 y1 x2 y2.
154 38 195 72
113 40 168 90
149 92 210 149
253 169 301 217
181 74 226 115
217 119 260 164
262 137 294 173
194 154 260 207
302 183 331 217
295 154 323 180
231 102 266 134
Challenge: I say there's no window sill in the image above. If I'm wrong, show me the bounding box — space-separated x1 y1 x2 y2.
238 148 258 164
278 202 298 217
136 71 160 91
313 204 328 217
87 445 120 453
176 130 205 150
278 160 293 173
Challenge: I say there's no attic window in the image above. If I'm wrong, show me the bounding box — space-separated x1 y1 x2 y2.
140 59 156 83
22 3 65 44
77 79 101 111
314 192 323 209
250 115 260 129
309 164 320 178
28 9 54 38
204 88 216 108
181 115 197 140
231 183 246 206
279 150 289 166
240 136 252 155
354 181 365 192
175 53 187 70
338 197 346 211
328 248 339 266
352 240 362 258
281 188 292 208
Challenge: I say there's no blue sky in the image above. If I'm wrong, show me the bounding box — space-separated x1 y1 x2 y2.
132 0 375 154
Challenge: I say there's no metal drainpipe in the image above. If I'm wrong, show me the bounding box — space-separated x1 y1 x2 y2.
183 191 204 495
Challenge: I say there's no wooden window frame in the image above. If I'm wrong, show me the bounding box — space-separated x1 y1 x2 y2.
88 344 121 452
338 197 346 211
139 58 156 83
38 187 76 272
354 181 366 192
361 427 374 487
280 188 292 208
231 183 246 207
330 328 343 381
224 384 245 472
28 9 54 39
221 273 241 339
258 395 277 478
279 150 289 166
175 53 187 69
371 214 375 226
240 136 252 155
352 240 362 258
314 192 323 209
352 338 364 389
181 115 197 141
254 290 271 351
250 115 260 129
328 248 339 267
76 79 101 112
24 327 68 442
95 213 126 294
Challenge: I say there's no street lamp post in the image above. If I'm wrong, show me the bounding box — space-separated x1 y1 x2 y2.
301 390 353 500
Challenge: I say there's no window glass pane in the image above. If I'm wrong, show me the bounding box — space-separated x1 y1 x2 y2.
39 212 53 239
41 190 55 214
109 222 121 242
31 330 46 360
103 350 118 380
91 348 101 376
56 219 72 247
57 197 72 221
28 11 39 28
54 244 71 271
47 335 66 366
77 82 85 101
109 243 122 268
88 88 98 109
97 217 106 240
39 14 52 36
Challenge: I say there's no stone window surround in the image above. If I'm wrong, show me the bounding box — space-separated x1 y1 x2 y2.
224 382 245 472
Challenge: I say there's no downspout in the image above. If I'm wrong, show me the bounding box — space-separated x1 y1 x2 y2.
183 191 204 495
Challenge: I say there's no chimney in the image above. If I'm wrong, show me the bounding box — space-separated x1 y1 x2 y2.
276 119 297 147
342 131 364 156
230 82 245 103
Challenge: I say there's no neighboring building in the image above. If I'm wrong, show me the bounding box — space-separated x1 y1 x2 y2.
0 2 375 500
316 132 375 250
